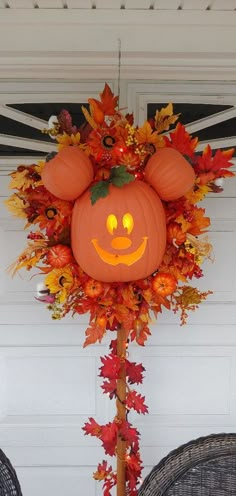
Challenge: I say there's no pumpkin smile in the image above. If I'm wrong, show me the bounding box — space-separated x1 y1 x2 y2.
91 237 148 266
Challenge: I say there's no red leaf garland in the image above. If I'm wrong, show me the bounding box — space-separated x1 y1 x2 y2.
83 417 102 438
101 422 118 456
99 354 121 380
126 390 149 415
101 378 117 399
82 345 147 494
126 360 145 385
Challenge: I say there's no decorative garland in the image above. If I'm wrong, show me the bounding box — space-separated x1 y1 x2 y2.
5 84 235 495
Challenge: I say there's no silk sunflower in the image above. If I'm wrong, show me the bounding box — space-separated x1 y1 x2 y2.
45 266 74 303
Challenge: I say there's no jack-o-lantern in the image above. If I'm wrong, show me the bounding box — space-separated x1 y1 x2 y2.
42 146 195 283
71 180 167 282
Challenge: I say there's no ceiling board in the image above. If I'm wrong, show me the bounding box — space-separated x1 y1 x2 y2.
1 0 235 9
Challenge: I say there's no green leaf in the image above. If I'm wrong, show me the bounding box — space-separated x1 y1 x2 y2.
110 166 135 188
90 181 110 205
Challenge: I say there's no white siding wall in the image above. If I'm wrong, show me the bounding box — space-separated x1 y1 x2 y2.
0 82 236 495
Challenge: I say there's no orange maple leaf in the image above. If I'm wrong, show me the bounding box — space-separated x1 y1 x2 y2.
88 99 105 125
88 84 118 125
135 121 164 148
113 304 135 332
130 324 151 346
121 286 139 311
165 122 198 157
83 321 106 348
99 83 118 115
188 207 211 235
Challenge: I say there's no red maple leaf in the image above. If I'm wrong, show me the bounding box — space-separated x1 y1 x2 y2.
83 321 106 348
126 452 143 493
164 122 198 157
126 360 145 385
93 460 117 496
194 145 235 184
109 339 117 354
104 477 117 496
99 354 121 380
82 417 102 438
101 379 117 399
119 420 140 452
126 391 148 414
93 460 113 481
99 83 119 115
100 421 118 456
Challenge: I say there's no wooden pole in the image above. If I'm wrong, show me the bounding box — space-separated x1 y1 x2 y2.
116 326 127 496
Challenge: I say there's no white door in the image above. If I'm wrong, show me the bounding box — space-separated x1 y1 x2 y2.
0 80 236 495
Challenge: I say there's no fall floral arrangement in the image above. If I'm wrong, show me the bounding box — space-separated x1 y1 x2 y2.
5 84 235 495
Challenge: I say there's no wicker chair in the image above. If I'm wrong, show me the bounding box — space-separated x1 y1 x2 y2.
0 449 22 495
138 433 236 495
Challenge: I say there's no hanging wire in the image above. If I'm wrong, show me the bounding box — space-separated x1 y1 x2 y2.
117 38 121 109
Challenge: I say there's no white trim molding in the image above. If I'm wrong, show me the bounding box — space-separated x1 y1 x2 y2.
1 9 236 80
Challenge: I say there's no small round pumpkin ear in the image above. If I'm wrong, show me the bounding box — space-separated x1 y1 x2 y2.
145 147 195 201
42 146 94 201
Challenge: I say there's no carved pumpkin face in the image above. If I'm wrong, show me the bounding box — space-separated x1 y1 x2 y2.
71 181 167 282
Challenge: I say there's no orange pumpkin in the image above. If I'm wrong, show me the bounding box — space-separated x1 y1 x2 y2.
167 222 186 246
145 147 195 201
42 146 94 201
71 181 167 283
47 244 73 268
152 272 177 296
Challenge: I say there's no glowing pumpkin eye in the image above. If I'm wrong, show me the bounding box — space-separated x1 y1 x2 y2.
123 213 134 234
106 214 118 235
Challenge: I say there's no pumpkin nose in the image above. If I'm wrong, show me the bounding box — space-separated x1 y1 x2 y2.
111 237 132 250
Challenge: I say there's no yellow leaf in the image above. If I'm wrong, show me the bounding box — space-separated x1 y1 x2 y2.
35 160 46 175
4 194 28 218
81 105 98 130
135 121 164 147
9 169 33 191
154 102 180 133
185 182 211 204
175 214 191 233
56 132 82 150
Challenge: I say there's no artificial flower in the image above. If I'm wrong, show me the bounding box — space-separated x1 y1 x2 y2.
45 266 74 302
56 131 82 150
119 151 140 170
87 125 124 164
